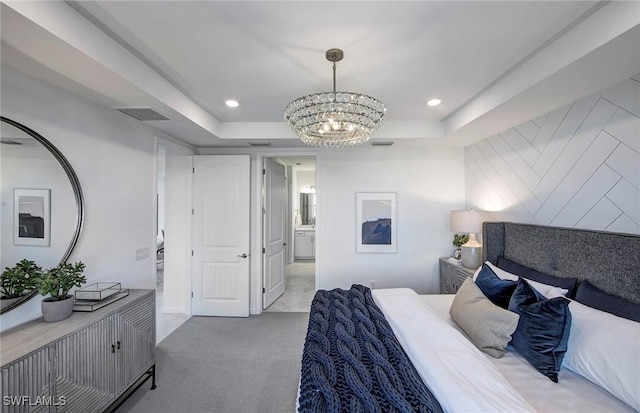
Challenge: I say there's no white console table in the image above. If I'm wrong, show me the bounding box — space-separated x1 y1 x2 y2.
0 289 156 412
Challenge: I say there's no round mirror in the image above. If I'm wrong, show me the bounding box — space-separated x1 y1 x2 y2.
0 117 84 313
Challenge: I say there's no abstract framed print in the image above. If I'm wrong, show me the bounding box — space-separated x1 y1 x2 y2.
14 188 50 246
356 192 397 253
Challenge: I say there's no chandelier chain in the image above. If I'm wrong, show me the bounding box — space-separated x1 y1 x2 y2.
332 61 337 96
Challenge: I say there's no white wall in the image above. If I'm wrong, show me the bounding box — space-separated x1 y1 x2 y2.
296 170 315 196
1 67 159 331
316 146 465 294
465 74 640 234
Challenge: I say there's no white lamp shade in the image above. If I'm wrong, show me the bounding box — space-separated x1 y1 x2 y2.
450 210 487 234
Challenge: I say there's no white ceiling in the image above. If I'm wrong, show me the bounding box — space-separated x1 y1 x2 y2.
1 1 639 148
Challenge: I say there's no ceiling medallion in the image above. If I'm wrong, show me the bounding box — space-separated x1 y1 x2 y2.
284 48 386 148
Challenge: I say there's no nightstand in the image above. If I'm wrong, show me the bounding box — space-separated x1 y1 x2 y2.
439 257 477 293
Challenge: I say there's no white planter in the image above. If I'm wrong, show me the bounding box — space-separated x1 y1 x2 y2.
41 295 74 322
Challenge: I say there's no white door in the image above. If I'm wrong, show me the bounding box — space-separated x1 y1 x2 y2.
263 158 287 309
191 155 250 317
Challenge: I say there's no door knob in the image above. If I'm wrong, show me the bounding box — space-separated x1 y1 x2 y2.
237 253 248 258
283 242 288 246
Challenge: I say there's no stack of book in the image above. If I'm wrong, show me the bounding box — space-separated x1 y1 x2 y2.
73 282 129 312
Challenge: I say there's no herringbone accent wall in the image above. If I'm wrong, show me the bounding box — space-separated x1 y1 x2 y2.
466 75 640 235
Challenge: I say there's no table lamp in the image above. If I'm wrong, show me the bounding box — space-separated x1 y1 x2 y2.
450 210 486 269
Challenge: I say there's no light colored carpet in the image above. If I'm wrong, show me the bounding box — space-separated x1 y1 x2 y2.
117 312 309 413
263 262 315 313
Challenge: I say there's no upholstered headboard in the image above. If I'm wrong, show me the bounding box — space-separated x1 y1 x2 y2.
483 222 640 305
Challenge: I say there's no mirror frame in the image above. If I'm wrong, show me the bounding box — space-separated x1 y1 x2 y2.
0 116 85 313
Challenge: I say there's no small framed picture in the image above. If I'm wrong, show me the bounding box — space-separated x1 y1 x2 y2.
356 192 397 253
14 188 50 246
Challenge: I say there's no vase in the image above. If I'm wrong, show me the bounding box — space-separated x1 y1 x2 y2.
453 247 462 260
41 295 75 322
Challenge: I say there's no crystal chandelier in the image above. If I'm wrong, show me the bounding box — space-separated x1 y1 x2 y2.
284 48 386 148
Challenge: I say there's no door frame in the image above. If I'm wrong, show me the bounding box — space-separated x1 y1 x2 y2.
253 152 318 314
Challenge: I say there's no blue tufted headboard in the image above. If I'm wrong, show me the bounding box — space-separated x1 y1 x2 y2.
482 222 640 305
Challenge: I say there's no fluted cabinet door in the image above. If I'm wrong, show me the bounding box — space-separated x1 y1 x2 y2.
439 258 456 294
452 268 473 292
0 349 51 413
113 293 155 394
1 291 155 413
439 258 477 294
53 317 115 413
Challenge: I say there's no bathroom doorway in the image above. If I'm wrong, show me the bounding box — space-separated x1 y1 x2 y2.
263 156 316 312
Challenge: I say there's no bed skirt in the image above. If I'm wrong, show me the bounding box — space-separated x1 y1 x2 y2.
298 284 443 413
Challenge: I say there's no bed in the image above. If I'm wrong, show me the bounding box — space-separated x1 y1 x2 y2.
298 222 640 412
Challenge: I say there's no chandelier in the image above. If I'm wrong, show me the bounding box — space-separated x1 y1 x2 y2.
284 48 386 148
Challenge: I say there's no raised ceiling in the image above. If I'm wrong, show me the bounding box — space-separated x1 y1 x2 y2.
1 1 639 148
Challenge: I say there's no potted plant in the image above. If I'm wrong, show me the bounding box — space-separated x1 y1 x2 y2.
452 234 469 260
36 261 86 322
1 259 41 309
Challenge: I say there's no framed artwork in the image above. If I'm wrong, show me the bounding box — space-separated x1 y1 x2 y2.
356 192 397 253
14 188 50 246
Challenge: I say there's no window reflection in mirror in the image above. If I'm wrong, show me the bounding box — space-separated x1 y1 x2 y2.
299 193 316 225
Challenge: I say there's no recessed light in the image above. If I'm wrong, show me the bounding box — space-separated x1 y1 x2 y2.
427 98 442 107
225 99 239 108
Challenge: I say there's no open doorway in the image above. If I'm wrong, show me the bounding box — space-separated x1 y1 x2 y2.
156 144 166 317
263 156 316 312
155 141 191 342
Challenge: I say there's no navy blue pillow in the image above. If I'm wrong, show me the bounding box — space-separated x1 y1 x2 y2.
475 264 517 309
497 256 579 298
575 280 640 323
508 278 572 383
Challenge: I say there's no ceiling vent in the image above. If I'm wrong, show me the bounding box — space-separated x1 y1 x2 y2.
371 141 394 146
115 107 170 121
248 142 272 147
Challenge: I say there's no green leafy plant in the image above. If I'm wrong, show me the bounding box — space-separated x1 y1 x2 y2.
35 262 86 301
452 234 469 248
1 259 42 299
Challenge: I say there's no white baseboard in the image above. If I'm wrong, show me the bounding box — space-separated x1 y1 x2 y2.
162 306 187 314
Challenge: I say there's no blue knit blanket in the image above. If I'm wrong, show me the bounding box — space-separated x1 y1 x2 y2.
298 285 443 413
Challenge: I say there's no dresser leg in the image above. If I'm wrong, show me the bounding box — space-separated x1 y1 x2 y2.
150 364 157 390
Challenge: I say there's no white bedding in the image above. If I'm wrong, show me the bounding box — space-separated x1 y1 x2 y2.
371 290 635 413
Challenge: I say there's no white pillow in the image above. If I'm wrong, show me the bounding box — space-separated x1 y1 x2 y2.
563 300 640 411
473 261 568 299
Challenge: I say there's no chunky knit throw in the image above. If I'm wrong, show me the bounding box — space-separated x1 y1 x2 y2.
298 285 443 413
